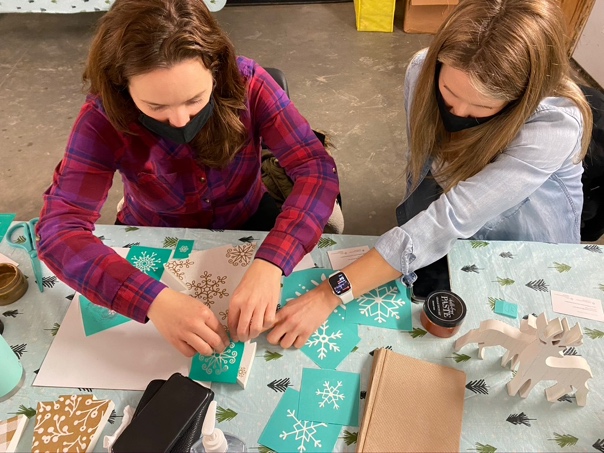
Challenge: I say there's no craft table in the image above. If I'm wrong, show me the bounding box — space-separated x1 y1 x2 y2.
1 224 603 452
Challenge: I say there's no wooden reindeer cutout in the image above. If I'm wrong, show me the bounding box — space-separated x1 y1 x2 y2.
454 313 592 406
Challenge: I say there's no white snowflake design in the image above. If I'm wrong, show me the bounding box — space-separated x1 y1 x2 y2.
130 251 162 274
225 243 256 267
305 321 342 360
164 258 194 281
317 381 345 410
178 244 190 254
200 342 238 375
356 285 405 323
186 271 229 307
279 409 327 452
286 273 328 303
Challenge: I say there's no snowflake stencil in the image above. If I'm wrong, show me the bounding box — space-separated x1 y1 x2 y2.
130 251 162 274
200 342 238 375
306 322 342 360
317 381 345 409
280 409 327 452
356 285 405 323
286 273 328 303
186 271 228 306
164 258 194 281
225 243 256 267
178 244 190 254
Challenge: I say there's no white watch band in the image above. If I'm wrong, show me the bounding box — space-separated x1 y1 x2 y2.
338 290 354 304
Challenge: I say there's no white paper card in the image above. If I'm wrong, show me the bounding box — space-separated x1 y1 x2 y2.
551 290 604 322
292 253 316 273
0 252 18 266
34 295 190 391
327 246 370 270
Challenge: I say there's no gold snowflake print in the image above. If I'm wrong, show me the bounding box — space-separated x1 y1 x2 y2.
225 243 256 267
186 271 228 306
165 258 194 281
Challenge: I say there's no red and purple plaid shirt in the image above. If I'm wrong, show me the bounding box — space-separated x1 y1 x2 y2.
37 57 339 322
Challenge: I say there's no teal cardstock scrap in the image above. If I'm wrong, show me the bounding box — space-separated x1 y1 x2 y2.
345 281 412 331
298 368 360 427
258 388 342 453
0 213 16 243
302 311 360 370
173 239 194 259
189 341 244 384
125 245 172 280
79 296 131 336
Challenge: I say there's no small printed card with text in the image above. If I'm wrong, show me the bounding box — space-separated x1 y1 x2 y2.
327 246 370 270
551 290 604 322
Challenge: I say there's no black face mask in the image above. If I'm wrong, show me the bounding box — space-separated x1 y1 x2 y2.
435 65 501 133
138 96 214 144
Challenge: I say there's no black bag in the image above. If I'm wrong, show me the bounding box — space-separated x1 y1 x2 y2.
579 85 604 242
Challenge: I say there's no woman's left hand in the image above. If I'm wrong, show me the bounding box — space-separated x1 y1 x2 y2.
266 282 341 349
228 259 283 342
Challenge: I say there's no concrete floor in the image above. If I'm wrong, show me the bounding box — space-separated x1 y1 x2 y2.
1 3 601 244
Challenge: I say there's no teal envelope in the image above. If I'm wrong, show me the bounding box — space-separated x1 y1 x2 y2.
258 388 341 453
189 341 244 384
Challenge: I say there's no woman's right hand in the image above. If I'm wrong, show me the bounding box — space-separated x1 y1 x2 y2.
147 287 231 357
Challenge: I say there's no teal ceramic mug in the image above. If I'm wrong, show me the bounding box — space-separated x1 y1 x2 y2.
0 333 24 401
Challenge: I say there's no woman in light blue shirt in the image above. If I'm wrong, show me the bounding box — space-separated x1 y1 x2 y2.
266 0 593 348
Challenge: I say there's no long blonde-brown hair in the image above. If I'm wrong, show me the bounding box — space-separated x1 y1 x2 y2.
83 0 247 168
408 0 593 192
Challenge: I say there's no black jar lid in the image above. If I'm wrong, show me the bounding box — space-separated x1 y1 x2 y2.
423 290 467 328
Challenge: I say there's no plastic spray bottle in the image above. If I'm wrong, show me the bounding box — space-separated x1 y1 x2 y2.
190 401 247 453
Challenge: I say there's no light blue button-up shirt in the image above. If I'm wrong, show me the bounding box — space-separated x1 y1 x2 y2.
375 50 585 280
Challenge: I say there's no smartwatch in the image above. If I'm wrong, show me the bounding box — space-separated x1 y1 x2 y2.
328 271 354 304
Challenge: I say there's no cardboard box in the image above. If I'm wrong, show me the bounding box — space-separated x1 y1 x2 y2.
354 0 397 32
404 0 458 34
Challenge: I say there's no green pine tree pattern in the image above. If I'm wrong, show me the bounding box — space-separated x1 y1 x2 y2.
471 442 497 452
318 237 337 248
264 350 283 361
163 237 179 248
257 446 276 453
494 277 515 286
12 405 36 418
598 283 604 292
549 262 571 273
488 297 505 310
45 323 60 336
124 226 139 232
447 352 471 363
550 433 578 448
470 240 489 248
409 327 427 338
216 406 237 423
585 328 604 339
342 430 358 446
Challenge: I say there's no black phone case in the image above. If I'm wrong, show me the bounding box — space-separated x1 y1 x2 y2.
112 373 214 453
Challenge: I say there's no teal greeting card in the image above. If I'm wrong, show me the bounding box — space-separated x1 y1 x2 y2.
126 246 172 280
345 281 412 330
258 388 341 453
302 311 360 370
189 341 244 384
79 296 131 336
0 213 16 243
173 239 194 259
298 368 360 427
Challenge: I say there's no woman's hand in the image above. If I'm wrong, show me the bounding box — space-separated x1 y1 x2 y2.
147 287 230 357
228 259 283 342
267 282 341 348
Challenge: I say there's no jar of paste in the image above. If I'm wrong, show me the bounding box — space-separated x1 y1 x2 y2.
420 290 467 338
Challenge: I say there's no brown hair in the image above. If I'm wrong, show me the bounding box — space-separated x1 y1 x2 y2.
408 0 593 191
83 0 247 167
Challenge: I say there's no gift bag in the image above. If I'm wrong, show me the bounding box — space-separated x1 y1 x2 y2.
354 0 396 32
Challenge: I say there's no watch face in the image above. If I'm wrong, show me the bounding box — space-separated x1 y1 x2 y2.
329 272 351 296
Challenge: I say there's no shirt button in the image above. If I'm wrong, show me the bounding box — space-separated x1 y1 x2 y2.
204 198 211 204
332 167 337 173
200 177 206 183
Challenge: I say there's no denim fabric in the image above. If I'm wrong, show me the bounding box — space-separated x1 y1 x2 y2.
376 49 585 280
